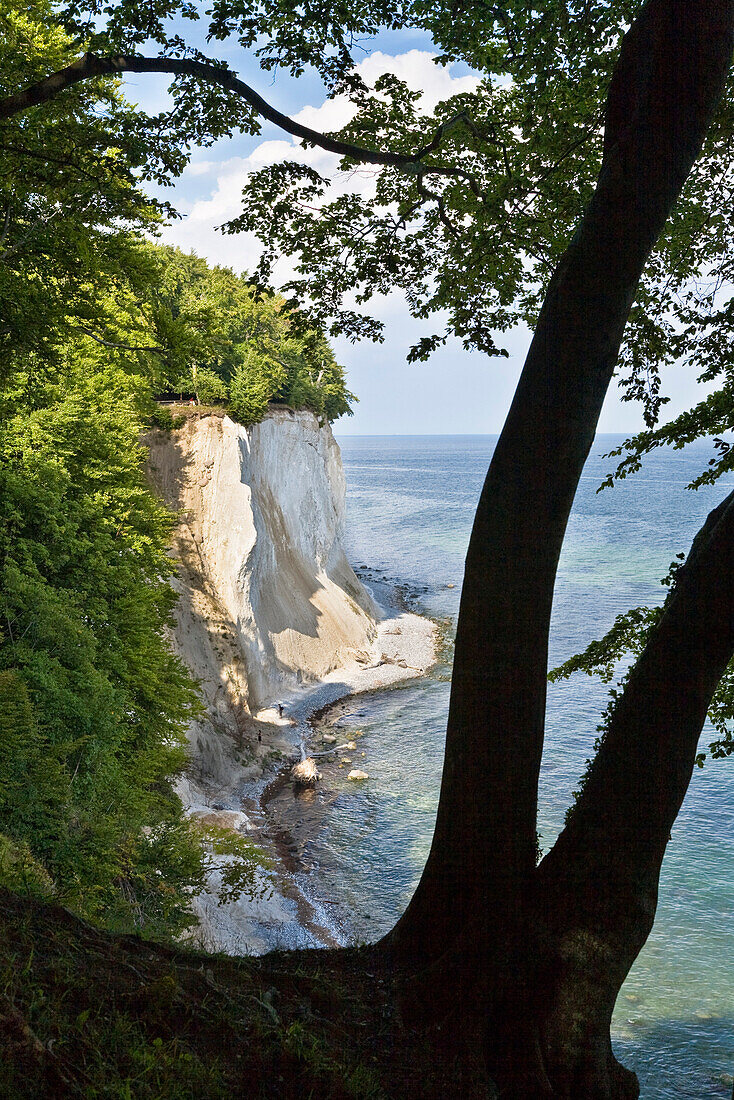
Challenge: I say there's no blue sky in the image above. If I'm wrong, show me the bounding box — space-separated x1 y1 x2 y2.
124 25 706 436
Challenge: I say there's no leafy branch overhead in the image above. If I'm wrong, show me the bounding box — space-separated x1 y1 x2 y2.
5 1 734 445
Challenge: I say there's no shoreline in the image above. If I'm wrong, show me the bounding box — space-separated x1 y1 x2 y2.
187 581 438 956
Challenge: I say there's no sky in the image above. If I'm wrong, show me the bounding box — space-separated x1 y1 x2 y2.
123 27 708 436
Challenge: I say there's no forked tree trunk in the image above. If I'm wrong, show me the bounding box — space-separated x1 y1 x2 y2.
384 0 734 1094
532 489 734 1097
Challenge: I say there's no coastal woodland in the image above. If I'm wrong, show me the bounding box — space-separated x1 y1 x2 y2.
1 0 734 1097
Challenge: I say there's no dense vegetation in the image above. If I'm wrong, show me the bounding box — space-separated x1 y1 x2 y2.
0 1 352 942
148 245 355 425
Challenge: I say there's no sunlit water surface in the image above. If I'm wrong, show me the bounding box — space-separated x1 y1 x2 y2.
295 434 734 1098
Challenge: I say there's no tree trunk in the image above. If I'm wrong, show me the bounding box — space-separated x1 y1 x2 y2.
385 0 734 1093
529 489 734 1096
389 0 734 960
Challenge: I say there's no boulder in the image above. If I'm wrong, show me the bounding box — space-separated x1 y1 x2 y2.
191 809 251 832
347 769 368 781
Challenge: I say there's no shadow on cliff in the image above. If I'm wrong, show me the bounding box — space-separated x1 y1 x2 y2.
146 427 253 753
249 478 372 644
250 482 327 640
144 424 193 515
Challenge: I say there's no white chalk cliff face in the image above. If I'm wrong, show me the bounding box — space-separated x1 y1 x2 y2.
145 408 379 797
146 407 436 954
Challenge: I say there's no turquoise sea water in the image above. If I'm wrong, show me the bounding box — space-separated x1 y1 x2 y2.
306 434 734 1097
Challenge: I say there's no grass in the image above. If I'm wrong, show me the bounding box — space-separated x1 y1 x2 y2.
0 889 492 1098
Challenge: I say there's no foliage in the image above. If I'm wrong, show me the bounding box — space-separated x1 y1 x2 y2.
0 834 56 900
149 403 177 430
228 346 284 425
145 244 355 424
0 0 177 384
599 398 734 492
195 367 229 405
0 349 201 934
201 824 271 905
549 554 734 767
0 672 67 894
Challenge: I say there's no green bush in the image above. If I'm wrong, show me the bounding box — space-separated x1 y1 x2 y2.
228 348 285 425
146 245 355 427
0 833 55 898
195 368 229 406
149 405 175 430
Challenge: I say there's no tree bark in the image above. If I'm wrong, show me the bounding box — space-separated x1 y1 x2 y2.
388 0 734 973
530 489 734 1097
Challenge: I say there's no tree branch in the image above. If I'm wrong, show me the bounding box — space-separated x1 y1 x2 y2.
533 488 734 1089
0 141 117 184
0 53 474 187
416 173 460 238
75 325 164 354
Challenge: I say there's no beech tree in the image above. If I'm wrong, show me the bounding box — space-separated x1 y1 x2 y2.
3 1 734 1096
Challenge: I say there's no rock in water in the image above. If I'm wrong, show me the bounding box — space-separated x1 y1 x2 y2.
190 810 251 832
347 769 368 781
291 757 320 786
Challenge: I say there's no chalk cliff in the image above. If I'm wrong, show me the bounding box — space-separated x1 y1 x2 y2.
145 406 436 954
145 408 379 798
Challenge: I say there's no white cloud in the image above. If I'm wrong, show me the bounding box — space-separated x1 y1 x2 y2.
182 159 218 177
160 50 480 290
292 50 479 133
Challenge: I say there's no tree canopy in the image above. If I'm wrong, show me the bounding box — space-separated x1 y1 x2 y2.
144 245 355 423
5 0 733 465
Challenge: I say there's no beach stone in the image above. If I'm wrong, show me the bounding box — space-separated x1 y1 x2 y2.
347 769 368 781
322 733 337 744
347 741 357 750
191 809 251 832
291 758 321 786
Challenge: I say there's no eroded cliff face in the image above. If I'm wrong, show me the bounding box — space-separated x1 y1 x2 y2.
145 408 379 799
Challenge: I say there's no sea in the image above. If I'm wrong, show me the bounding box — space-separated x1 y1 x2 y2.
299 434 734 1098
